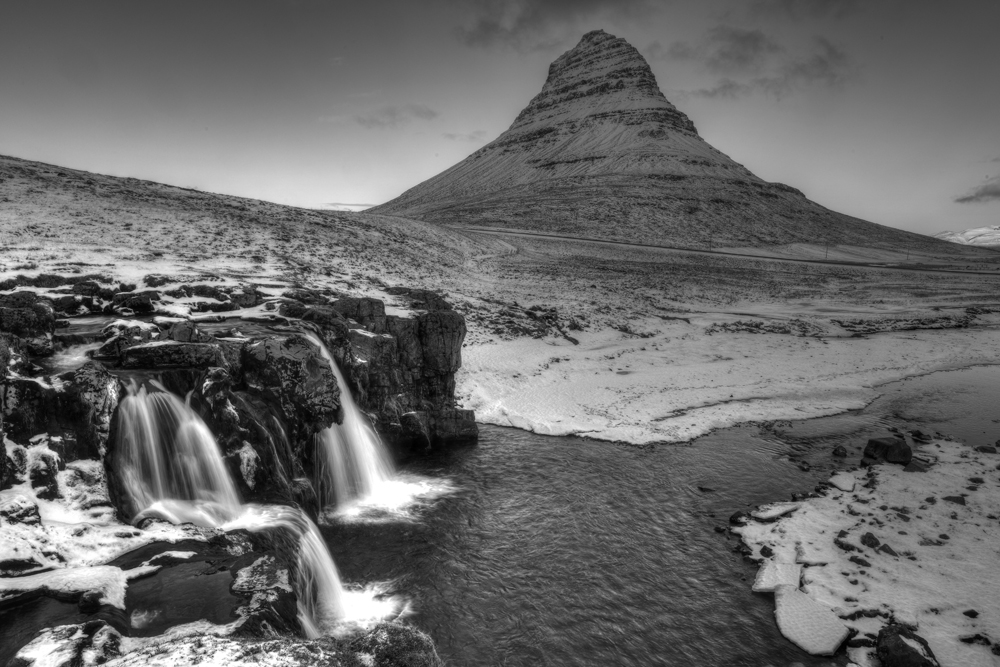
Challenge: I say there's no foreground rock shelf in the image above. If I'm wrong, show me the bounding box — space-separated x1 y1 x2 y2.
0 275 475 664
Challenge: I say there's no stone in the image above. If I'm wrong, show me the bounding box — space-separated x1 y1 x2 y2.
28 446 60 499
0 494 41 525
876 624 941 667
111 290 159 313
860 532 881 549
0 291 56 355
167 320 215 343
832 445 848 457
863 436 912 466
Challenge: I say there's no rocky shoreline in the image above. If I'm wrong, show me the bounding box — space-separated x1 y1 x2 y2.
0 275 476 664
730 429 1000 666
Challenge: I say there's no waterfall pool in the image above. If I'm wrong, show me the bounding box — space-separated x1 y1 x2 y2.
321 364 1000 667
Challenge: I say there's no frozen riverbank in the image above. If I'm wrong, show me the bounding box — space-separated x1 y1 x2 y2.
736 436 1000 666
459 313 1000 445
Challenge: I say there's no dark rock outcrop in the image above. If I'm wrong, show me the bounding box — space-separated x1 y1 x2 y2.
862 436 913 466
242 335 341 444
876 624 941 667
27 445 61 499
1 362 123 459
0 291 55 355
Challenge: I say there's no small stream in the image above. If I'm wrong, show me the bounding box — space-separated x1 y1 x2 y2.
323 365 1000 667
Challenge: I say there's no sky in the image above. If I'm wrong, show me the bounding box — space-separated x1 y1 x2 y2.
1 0 998 236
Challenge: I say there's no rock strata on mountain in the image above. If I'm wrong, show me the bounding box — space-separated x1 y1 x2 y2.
371 30 950 252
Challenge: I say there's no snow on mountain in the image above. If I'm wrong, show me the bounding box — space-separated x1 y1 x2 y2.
370 30 951 253
935 225 1000 247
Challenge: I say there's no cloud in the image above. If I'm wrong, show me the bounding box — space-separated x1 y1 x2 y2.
664 25 782 74
687 36 852 99
457 0 655 50
354 104 439 129
746 0 863 20
955 175 1000 204
443 130 489 142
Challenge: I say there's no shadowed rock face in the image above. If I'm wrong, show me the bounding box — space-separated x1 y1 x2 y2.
371 30 951 253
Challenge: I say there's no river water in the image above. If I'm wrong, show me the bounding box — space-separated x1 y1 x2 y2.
323 365 1000 667
2 364 997 665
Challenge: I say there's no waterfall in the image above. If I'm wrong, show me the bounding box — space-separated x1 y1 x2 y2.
113 380 348 636
116 380 242 527
225 505 347 638
305 332 394 509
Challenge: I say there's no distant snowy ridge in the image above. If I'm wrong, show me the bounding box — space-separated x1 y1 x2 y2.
934 224 1000 247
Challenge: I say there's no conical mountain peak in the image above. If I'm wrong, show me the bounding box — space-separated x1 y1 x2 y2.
509 29 696 135
369 31 944 253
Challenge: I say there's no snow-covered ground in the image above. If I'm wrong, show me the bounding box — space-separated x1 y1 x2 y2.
736 439 1000 666
459 312 1000 444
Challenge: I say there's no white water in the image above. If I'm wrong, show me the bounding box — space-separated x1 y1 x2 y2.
113 380 378 637
116 381 241 527
306 333 394 509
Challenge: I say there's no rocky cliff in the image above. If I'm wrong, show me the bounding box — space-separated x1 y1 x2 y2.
1 277 475 517
371 30 951 253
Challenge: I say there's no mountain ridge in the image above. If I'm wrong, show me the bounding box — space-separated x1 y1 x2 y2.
370 30 956 254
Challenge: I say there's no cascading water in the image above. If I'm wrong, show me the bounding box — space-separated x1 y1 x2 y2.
113 380 348 637
115 380 241 527
306 333 394 509
225 505 347 638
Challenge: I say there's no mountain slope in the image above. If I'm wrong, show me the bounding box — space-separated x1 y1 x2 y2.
370 30 954 253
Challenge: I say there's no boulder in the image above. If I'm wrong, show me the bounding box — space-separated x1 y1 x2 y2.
863 436 912 466
167 320 214 343
876 624 940 667
0 291 55 355
229 552 300 637
111 290 159 313
61 362 124 458
348 622 444 667
1 363 123 459
28 446 61 499
0 494 41 525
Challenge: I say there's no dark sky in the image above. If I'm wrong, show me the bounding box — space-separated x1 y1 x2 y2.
2 0 998 234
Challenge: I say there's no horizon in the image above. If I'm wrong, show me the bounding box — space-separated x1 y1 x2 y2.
2 0 998 236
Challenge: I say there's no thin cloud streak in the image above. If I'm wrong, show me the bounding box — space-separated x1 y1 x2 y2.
443 130 489 142
355 104 439 129
458 0 655 50
955 175 1000 204
689 36 851 98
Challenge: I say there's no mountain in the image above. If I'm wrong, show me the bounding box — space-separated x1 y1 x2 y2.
370 30 952 253
935 225 1000 247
